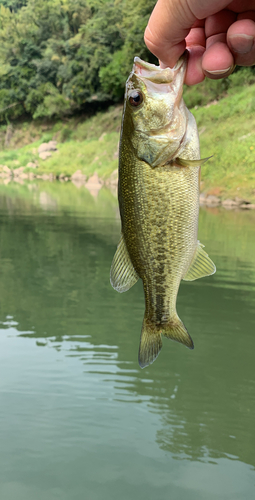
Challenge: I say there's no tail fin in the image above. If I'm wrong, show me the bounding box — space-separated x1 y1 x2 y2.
162 314 194 349
138 318 162 369
138 314 193 369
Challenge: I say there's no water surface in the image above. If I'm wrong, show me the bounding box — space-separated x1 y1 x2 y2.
0 181 254 500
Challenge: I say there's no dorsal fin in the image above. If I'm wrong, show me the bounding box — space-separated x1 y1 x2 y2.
183 242 216 281
110 235 139 293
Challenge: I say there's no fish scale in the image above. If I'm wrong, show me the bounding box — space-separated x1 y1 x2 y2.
111 53 216 368
123 165 199 318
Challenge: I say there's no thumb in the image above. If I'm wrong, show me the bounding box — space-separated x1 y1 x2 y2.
144 0 195 67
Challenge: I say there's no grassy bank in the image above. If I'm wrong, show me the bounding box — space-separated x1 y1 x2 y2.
0 106 122 180
193 83 255 200
1 77 255 200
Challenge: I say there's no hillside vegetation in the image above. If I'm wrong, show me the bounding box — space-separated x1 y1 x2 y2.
0 0 156 122
1 73 255 200
1 0 255 123
0 0 255 199
194 84 255 200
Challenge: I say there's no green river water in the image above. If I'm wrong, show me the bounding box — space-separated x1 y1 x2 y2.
0 181 254 500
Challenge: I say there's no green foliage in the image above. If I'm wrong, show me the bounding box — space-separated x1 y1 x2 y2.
1 80 255 202
99 50 129 100
0 0 27 11
0 0 255 125
99 0 157 98
0 0 155 122
0 105 122 177
183 67 255 108
190 83 255 199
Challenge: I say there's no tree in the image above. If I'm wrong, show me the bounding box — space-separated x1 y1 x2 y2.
0 0 156 122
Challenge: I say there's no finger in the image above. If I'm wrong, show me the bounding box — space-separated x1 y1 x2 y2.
186 26 206 47
185 45 206 85
161 24 206 82
184 26 206 85
228 1 255 13
227 18 255 66
238 10 255 20
188 0 234 19
206 32 227 49
205 9 237 38
202 40 235 79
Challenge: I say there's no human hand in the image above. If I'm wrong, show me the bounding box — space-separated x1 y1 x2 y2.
144 0 255 85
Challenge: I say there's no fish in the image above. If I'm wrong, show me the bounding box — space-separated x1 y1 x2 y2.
110 52 216 368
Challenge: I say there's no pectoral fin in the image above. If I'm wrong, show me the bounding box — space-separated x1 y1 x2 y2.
183 242 216 281
174 156 212 168
110 234 139 293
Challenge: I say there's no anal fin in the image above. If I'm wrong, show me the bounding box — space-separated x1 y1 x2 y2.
110 234 139 293
183 241 216 281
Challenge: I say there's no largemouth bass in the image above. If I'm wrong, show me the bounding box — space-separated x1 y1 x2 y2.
110 53 216 368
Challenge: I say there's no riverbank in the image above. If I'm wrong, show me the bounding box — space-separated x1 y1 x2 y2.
1 176 254 213
1 79 255 203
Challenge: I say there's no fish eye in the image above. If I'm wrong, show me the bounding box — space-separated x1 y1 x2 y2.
128 90 143 107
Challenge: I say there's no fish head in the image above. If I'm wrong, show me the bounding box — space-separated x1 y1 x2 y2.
123 53 188 167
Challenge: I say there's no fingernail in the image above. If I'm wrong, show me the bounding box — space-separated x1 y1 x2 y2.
204 64 235 80
206 67 231 75
228 34 254 54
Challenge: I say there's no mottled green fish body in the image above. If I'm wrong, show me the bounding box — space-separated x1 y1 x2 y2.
111 53 215 368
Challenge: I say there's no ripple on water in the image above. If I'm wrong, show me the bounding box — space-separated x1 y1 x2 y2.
0 189 255 499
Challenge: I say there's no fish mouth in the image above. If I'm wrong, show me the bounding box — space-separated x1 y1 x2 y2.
133 52 187 85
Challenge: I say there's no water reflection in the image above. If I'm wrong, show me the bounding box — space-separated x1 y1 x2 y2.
0 182 255 499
